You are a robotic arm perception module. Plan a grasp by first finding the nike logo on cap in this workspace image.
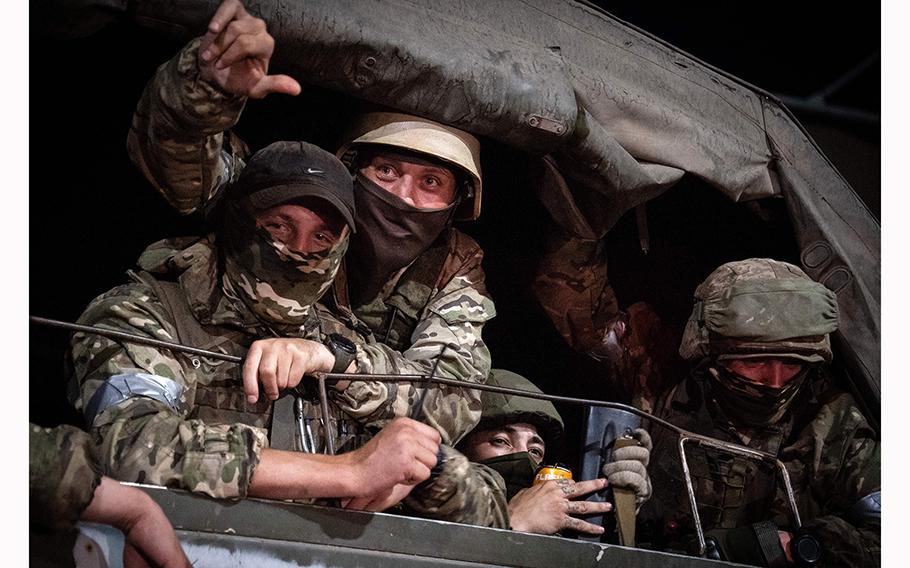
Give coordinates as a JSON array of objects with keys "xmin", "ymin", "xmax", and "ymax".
[{"xmin": 305, "ymin": 168, "xmax": 324, "ymax": 174}]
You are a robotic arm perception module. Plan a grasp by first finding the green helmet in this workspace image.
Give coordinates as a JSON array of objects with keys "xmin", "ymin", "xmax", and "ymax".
[
  {"xmin": 477, "ymin": 369, "xmax": 564, "ymax": 449},
  {"xmin": 679, "ymin": 258, "xmax": 839, "ymax": 364}
]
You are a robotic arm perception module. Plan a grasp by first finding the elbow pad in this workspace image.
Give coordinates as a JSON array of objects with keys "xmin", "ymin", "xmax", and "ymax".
[{"xmin": 84, "ymin": 373, "xmax": 184, "ymax": 427}]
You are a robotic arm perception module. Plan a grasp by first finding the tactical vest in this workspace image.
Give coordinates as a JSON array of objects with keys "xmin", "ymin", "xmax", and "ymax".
[
  {"xmin": 333, "ymin": 230, "xmax": 453, "ymax": 350},
  {"xmin": 638, "ymin": 372, "xmax": 796, "ymax": 552},
  {"xmin": 132, "ymin": 270, "xmax": 369, "ymax": 454}
]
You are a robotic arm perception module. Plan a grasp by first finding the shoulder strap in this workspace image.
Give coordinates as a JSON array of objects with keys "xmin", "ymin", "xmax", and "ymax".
[
  {"xmin": 385, "ymin": 230, "xmax": 452, "ymax": 319},
  {"xmin": 129, "ymin": 269, "xmax": 238, "ymax": 353}
]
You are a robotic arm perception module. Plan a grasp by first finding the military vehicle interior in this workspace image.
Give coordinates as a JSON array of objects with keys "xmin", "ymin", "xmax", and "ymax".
[{"xmin": 29, "ymin": 13, "xmax": 878, "ymax": 478}]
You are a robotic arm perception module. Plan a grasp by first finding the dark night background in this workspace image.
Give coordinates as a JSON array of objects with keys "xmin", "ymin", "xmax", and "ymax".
[{"xmin": 27, "ymin": 2, "xmax": 881, "ymax": 472}]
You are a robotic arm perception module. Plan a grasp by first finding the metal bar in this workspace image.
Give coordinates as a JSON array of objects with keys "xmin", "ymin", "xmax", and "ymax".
[
  {"xmin": 30, "ymin": 315, "xmax": 243, "ymax": 364},
  {"xmin": 675, "ymin": 433, "xmax": 803, "ymax": 553},
  {"xmin": 777, "ymin": 460, "xmax": 802, "ymax": 529},
  {"xmin": 295, "ymin": 397, "xmax": 313, "ymax": 453},
  {"xmin": 410, "ymin": 344, "xmax": 449, "ymax": 420},
  {"xmin": 35, "ymin": 314, "xmax": 804, "ymax": 530},
  {"xmin": 318, "ymin": 374, "xmax": 335, "ymax": 455},
  {"xmin": 678, "ymin": 436, "xmax": 706, "ymax": 556}
]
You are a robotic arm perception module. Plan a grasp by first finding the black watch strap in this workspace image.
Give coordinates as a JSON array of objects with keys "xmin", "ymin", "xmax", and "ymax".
[{"xmin": 325, "ymin": 333, "xmax": 357, "ymax": 374}]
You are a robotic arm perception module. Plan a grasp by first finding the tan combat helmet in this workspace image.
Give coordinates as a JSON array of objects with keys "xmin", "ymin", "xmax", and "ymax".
[
  {"xmin": 477, "ymin": 369, "xmax": 564, "ymax": 449},
  {"xmin": 679, "ymin": 258, "xmax": 840, "ymax": 364},
  {"xmin": 339, "ymin": 111, "xmax": 483, "ymax": 221}
]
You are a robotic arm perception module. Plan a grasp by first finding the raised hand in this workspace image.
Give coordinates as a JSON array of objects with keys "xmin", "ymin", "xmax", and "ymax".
[{"xmin": 198, "ymin": 0, "xmax": 301, "ymax": 98}]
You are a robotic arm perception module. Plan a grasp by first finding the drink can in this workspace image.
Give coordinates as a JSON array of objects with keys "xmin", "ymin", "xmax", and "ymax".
[{"xmin": 533, "ymin": 463, "xmax": 573, "ymax": 485}]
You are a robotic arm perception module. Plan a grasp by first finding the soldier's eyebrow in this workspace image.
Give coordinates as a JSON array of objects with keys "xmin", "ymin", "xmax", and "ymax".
[{"xmin": 501, "ymin": 425, "xmax": 545, "ymax": 448}]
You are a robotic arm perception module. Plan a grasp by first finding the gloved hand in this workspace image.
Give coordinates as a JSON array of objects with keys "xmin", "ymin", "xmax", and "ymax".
[{"xmin": 601, "ymin": 427, "xmax": 653, "ymax": 507}]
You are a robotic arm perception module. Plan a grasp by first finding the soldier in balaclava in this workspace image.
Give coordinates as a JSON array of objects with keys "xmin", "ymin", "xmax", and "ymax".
[
  {"xmin": 126, "ymin": 0, "xmax": 495, "ymax": 448},
  {"xmin": 69, "ymin": 140, "xmax": 442, "ymax": 509},
  {"xmin": 639, "ymin": 258, "xmax": 880, "ymax": 567},
  {"xmin": 452, "ymin": 369, "xmax": 650, "ymax": 536}
]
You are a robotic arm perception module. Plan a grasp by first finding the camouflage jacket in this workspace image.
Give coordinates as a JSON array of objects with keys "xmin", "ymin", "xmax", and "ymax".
[
  {"xmin": 404, "ymin": 445, "xmax": 509, "ymax": 529},
  {"xmin": 640, "ymin": 369, "xmax": 880, "ymax": 567},
  {"xmin": 67, "ymin": 236, "xmax": 504, "ymax": 531},
  {"xmin": 127, "ymin": 38, "xmax": 495, "ymax": 445},
  {"xmin": 30, "ymin": 423, "xmax": 102, "ymax": 531}
]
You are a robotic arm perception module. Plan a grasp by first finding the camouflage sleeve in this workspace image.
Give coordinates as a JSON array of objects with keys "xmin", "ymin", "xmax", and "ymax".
[
  {"xmin": 29, "ymin": 423, "xmax": 103, "ymax": 531},
  {"xmin": 127, "ymin": 37, "xmax": 248, "ymax": 215},
  {"xmin": 69, "ymin": 282, "xmax": 267, "ymax": 499},
  {"xmin": 402, "ymin": 445, "xmax": 509, "ymax": 529},
  {"xmin": 332, "ymin": 241, "xmax": 496, "ymax": 446},
  {"xmin": 799, "ymin": 393, "xmax": 881, "ymax": 567}
]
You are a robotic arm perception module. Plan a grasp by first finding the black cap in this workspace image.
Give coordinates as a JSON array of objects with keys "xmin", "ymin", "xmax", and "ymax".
[{"xmin": 230, "ymin": 141, "xmax": 356, "ymax": 230}]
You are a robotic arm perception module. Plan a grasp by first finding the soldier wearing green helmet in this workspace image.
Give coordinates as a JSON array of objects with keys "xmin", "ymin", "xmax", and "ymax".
[
  {"xmin": 448, "ymin": 369, "xmax": 650, "ymax": 536},
  {"xmin": 639, "ymin": 258, "xmax": 880, "ymax": 567}
]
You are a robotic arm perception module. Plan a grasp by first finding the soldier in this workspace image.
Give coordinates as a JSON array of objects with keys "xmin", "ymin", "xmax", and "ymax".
[
  {"xmin": 30, "ymin": 422, "xmax": 191, "ymax": 567},
  {"xmin": 127, "ymin": 0, "xmax": 494, "ymax": 446},
  {"xmin": 68, "ymin": 140, "xmax": 442, "ymax": 511},
  {"xmin": 452, "ymin": 369, "xmax": 650, "ymax": 536},
  {"xmin": 641, "ymin": 259, "xmax": 880, "ymax": 567}
]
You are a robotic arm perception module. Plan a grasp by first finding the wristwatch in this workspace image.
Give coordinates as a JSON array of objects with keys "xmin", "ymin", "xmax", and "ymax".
[
  {"xmin": 325, "ymin": 333, "xmax": 357, "ymax": 373},
  {"xmin": 790, "ymin": 532, "xmax": 822, "ymax": 567}
]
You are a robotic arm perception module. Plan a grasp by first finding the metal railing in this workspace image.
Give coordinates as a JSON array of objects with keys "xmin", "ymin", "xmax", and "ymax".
[{"xmin": 31, "ymin": 315, "xmax": 802, "ymax": 555}]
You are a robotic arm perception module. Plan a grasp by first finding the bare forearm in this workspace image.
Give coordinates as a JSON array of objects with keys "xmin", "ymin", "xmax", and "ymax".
[{"xmin": 247, "ymin": 448, "xmax": 358, "ymax": 500}]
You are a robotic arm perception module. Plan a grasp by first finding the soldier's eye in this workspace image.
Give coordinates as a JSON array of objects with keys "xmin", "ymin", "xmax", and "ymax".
[
  {"xmin": 529, "ymin": 447, "xmax": 544, "ymax": 461},
  {"xmin": 374, "ymin": 164, "xmax": 397, "ymax": 179}
]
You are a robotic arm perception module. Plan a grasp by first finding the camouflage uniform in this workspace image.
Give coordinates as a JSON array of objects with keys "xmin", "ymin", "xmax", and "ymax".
[
  {"xmin": 638, "ymin": 259, "xmax": 880, "ymax": 567},
  {"xmin": 403, "ymin": 445, "xmax": 509, "ymax": 529},
  {"xmin": 642, "ymin": 370, "xmax": 880, "ymax": 566},
  {"xmin": 30, "ymin": 423, "xmax": 102, "ymax": 531},
  {"xmin": 128, "ymin": 38, "xmax": 495, "ymax": 446},
  {"xmin": 532, "ymin": 229, "xmax": 681, "ymax": 413},
  {"xmin": 68, "ymin": 235, "xmax": 506, "ymax": 529}
]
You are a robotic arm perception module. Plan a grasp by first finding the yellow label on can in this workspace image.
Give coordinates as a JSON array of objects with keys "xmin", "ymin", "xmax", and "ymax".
[{"xmin": 533, "ymin": 464, "xmax": 573, "ymax": 485}]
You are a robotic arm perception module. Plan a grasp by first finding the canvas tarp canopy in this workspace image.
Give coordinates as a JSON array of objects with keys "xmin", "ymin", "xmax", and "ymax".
[{"xmin": 62, "ymin": 0, "xmax": 880, "ymax": 414}]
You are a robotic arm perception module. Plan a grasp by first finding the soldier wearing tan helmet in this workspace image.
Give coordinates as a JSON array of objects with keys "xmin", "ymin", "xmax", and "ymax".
[
  {"xmin": 640, "ymin": 259, "xmax": 880, "ymax": 567},
  {"xmin": 126, "ymin": 0, "xmax": 495, "ymax": 449}
]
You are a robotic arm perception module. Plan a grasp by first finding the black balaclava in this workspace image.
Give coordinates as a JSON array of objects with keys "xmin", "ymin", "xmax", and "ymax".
[
  {"xmin": 706, "ymin": 363, "xmax": 810, "ymax": 427},
  {"xmin": 478, "ymin": 452, "xmax": 539, "ymax": 501},
  {"xmin": 347, "ymin": 172, "xmax": 455, "ymax": 304}
]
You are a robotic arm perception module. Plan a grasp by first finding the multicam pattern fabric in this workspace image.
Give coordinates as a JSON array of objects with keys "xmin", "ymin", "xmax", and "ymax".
[
  {"xmin": 403, "ymin": 445, "xmax": 509, "ymax": 529},
  {"xmin": 69, "ymin": 237, "xmax": 504, "ymax": 528},
  {"xmin": 128, "ymin": 37, "xmax": 248, "ymax": 214},
  {"xmin": 30, "ymin": 423, "xmax": 102, "ymax": 531},
  {"xmin": 68, "ymin": 236, "xmax": 363, "ymax": 499},
  {"xmin": 126, "ymin": 38, "xmax": 495, "ymax": 447},
  {"xmin": 343, "ymin": 237, "xmax": 495, "ymax": 445},
  {"xmin": 532, "ymin": 229, "xmax": 681, "ymax": 412},
  {"xmin": 642, "ymin": 369, "xmax": 880, "ymax": 567},
  {"xmin": 221, "ymin": 202, "xmax": 348, "ymax": 327}
]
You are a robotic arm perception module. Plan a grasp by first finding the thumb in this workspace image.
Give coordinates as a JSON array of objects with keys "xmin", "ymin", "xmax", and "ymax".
[{"xmin": 249, "ymin": 74, "xmax": 302, "ymax": 98}]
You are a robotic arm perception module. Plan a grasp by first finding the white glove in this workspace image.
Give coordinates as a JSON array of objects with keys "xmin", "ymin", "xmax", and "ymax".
[{"xmin": 601, "ymin": 428, "xmax": 653, "ymax": 506}]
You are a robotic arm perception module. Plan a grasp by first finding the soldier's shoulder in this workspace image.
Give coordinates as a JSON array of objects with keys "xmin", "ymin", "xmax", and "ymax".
[
  {"xmin": 448, "ymin": 227, "xmax": 483, "ymax": 256},
  {"xmin": 78, "ymin": 279, "xmax": 172, "ymax": 328},
  {"xmin": 811, "ymin": 385, "xmax": 875, "ymax": 440}
]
